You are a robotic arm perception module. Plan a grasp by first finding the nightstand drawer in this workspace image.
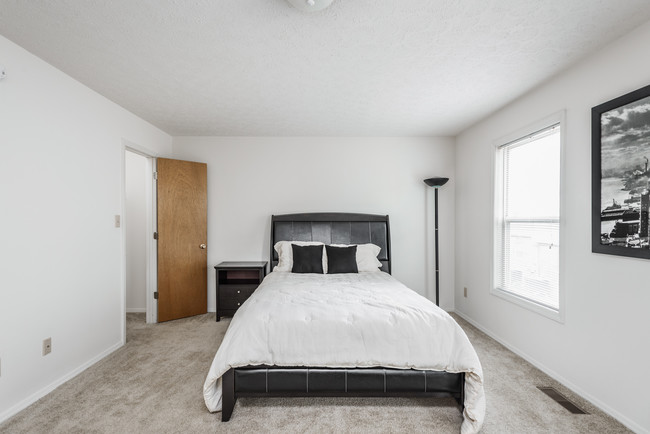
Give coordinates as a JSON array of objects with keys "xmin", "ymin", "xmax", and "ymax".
[
  {"xmin": 219, "ymin": 284, "xmax": 257, "ymax": 299},
  {"xmin": 218, "ymin": 296, "xmax": 246, "ymax": 310}
]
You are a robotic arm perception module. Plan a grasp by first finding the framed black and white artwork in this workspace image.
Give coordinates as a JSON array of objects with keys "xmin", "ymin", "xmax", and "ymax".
[{"xmin": 592, "ymin": 84, "xmax": 650, "ymax": 259}]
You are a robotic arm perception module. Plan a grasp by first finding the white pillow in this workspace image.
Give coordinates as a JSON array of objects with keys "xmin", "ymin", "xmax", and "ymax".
[
  {"xmin": 328, "ymin": 243, "xmax": 382, "ymax": 272},
  {"xmin": 273, "ymin": 241, "xmax": 325, "ymax": 272}
]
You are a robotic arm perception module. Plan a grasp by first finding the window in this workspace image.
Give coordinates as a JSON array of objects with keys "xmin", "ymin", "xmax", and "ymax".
[{"xmin": 494, "ymin": 118, "xmax": 562, "ymax": 318}]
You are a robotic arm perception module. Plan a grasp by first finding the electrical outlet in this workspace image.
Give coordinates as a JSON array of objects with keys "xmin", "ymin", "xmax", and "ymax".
[
  {"xmin": 464, "ymin": 287, "xmax": 468, "ymax": 298},
  {"xmin": 43, "ymin": 338, "xmax": 52, "ymax": 356}
]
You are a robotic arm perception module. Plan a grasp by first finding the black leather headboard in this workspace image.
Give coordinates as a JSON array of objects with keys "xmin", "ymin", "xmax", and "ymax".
[{"xmin": 270, "ymin": 213, "xmax": 391, "ymax": 274}]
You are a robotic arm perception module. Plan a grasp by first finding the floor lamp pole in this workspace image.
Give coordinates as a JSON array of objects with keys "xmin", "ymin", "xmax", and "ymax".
[
  {"xmin": 434, "ymin": 188, "xmax": 440, "ymax": 306},
  {"xmin": 423, "ymin": 176, "xmax": 448, "ymax": 307}
]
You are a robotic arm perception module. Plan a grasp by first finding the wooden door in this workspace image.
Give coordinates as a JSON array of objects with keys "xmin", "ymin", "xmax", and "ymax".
[{"xmin": 157, "ymin": 158, "xmax": 208, "ymax": 322}]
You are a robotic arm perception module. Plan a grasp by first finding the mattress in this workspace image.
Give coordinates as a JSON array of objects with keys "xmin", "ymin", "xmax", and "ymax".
[{"xmin": 203, "ymin": 271, "xmax": 485, "ymax": 433}]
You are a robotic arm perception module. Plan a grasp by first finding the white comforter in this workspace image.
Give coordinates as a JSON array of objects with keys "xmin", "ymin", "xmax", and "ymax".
[{"xmin": 203, "ymin": 271, "xmax": 485, "ymax": 434}]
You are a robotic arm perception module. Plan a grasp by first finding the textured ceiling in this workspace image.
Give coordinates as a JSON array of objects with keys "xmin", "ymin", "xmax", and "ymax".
[{"xmin": 2, "ymin": 1, "xmax": 650, "ymax": 136}]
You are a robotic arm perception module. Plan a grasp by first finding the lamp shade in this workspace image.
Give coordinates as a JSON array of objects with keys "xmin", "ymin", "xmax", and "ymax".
[{"xmin": 424, "ymin": 177, "xmax": 449, "ymax": 187}]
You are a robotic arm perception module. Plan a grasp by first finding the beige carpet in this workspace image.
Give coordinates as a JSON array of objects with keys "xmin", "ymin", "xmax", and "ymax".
[{"xmin": 0, "ymin": 313, "xmax": 630, "ymax": 433}]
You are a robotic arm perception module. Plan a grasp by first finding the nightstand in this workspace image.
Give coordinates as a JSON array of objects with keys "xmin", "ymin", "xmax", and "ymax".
[{"xmin": 214, "ymin": 261, "xmax": 267, "ymax": 322}]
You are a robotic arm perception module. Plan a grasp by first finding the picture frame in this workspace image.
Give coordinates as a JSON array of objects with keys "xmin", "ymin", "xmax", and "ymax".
[{"xmin": 592, "ymin": 83, "xmax": 650, "ymax": 259}]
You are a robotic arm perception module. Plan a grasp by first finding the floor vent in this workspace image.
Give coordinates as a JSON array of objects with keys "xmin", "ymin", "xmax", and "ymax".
[{"xmin": 537, "ymin": 387, "xmax": 588, "ymax": 414}]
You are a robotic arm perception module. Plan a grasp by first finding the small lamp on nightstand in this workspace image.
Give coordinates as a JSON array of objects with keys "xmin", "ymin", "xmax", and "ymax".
[{"xmin": 424, "ymin": 177, "xmax": 449, "ymax": 307}]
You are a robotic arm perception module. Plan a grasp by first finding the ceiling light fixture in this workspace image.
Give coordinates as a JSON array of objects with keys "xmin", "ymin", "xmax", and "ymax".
[{"xmin": 286, "ymin": 0, "xmax": 333, "ymax": 12}]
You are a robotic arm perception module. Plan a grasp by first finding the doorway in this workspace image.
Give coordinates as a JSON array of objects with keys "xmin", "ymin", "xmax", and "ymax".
[
  {"xmin": 122, "ymin": 145, "xmax": 208, "ymax": 341},
  {"xmin": 125, "ymin": 150, "xmax": 148, "ymax": 318},
  {"xmin": 123, "ymin": 144, "xmax": 158, "ymax": 345}
]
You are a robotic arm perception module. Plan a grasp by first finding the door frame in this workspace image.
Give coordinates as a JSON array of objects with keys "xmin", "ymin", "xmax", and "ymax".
[{"xmin": 121, "ymin": 140, "xmax": 159, "ymax": 343}]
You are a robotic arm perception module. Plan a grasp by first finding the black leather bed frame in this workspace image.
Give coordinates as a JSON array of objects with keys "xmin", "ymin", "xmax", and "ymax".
[{"xmin": 221, "ymin": 213, "xmax": 465, "ymax": 421}]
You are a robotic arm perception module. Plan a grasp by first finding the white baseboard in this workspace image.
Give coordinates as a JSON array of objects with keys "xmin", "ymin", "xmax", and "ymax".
[
  {"xmin": 126, "ymin": 308, "xmax": 146, "ymax": 313},
  {"xmin": 0, "ymin": 341, "xmax": 124, "ymax": 424},
  {"xmin": 452, "ymin": 309, "xmax": 647, "ymax": 434}
]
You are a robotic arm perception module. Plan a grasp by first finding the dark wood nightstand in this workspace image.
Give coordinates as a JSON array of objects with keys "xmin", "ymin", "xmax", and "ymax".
[{"xmin": 214, "ymin": 261, "xmax": 267, "ymax": 322}]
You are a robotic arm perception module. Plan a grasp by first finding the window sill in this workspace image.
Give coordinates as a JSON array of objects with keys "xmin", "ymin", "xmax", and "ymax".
[{"xmin": 491, "ymin": 287, "xmax": 564, "ymax": 323}]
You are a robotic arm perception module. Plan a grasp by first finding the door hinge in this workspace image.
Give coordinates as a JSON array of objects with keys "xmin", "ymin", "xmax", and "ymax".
[
  {"xmin": 153, "ymin": 232, "xmax": 158, "ymax": 240},
  {"xmin": 154, "ymin": 292, "xmax": 158, "ymax": 300},
  {"xmin": 153, "ymin": 171, "xmax": 158, "ymax": 180}
]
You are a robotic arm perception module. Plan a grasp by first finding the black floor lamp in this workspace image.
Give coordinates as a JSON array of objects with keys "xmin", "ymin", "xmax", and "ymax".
[{"xmin": 424, "ymin": 177, "xmax": 449, "ymax": 306}]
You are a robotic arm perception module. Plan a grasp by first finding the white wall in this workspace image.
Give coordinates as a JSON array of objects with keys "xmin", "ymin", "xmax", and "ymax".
[
  {"xmin": 172, "ymin": 136, "xmax": 455, "ymax": 311},
  {"xmin": 455, "ymin": 21, "xmax": 650, "ymax": 433},
  {"xmin": 0, "ymin": 35, "xmax": 172, "ymax": 422},
  {"xmin": 125, "ymin": 151, "xmax": 148, "ymax": 312}
]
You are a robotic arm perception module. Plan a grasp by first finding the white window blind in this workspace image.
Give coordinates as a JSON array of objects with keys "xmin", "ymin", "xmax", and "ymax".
[{"xmin": 496, "ymin": 123, "xmax": 561, "ymax": 311}]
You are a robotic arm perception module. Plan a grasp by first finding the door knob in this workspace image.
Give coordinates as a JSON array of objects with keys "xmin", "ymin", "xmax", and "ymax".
[{"xmin": 200, "ymin": 243, "xmax": 207, "ymax": 249}]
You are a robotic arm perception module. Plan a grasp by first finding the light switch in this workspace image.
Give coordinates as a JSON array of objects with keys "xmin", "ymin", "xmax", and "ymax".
[{"xmin": 115, "ymin": 215, "xmax": 121, "ymax": 228}]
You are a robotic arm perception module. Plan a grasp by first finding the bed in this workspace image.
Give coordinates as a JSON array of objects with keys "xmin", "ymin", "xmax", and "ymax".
[{"xmin": 203, "ymin": 213, "xmax": 485, "ymax": 433}]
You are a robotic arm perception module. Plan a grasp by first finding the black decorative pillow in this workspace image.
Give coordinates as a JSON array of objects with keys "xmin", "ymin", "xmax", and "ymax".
[
  {"xmin": 291, "ymin": 244, "xmax": 324, "ymax": 274},
  {"xmin": 326, "ymin": 245, "xmax": 358, "ymax": 274}
]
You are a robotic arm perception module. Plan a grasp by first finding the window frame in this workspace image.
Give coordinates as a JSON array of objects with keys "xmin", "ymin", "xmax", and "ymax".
[{"xmin": 491, "ymin": 111, "xmax": 566, "ymax": 323}]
